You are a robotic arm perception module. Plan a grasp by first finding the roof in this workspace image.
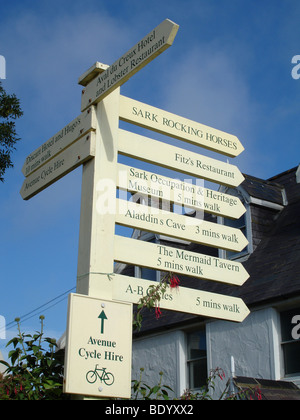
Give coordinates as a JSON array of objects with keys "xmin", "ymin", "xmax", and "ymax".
[
  {"xmin": 232, "ymin": 376, "xmax": 300, "ymax": 400},
  {"xmin": 131, "ymin": 166, "xmax": 300, "ymax": 335},
  {"xmin": 268, "ymin": 166, "xmax": 300, "ymax": 204},
  {"xmin": 242, "ymin": 173, "xmax": 285, "ymax": 205}
]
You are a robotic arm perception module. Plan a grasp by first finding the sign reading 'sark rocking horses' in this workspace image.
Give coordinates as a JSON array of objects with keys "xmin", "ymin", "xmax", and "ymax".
[{"xmin": 20, "ymin": 19, "xmax": 250, "ymax": 399}]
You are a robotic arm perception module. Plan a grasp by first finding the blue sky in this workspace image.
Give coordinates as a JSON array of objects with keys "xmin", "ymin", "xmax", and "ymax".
[{"xmin": 0, "ymin": 0, "xmax": 300, "ymax": 358}]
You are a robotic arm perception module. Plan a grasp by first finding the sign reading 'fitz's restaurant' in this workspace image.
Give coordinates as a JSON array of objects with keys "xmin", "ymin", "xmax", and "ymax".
[
  {"xmin": 118, "ymin": 129, "xmax": 245, "ymax": 187},
  {"xmin": 20, "ymin": 19, "xmax": 250, "ymax": 399}
]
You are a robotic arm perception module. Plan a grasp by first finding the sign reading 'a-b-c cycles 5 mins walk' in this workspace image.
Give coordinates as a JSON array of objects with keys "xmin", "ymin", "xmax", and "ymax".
[{"xmin": 20, "ymin": 18, "xmax": 250, "ymax": 399}]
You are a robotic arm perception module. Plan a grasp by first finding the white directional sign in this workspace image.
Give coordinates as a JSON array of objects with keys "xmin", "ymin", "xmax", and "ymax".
[
  {"xmin": 112, "ymin": 274, "xmax": 250, "ymax": 323},
  {"xmin": 118, "ymin": 129, "xmax": 245, "ymax": 188},
  {"xmin": 22, "ymin": 107, "xmax": 96, "ymax": 177},
  {"xmin": 64, "ymin": 294, "xmax": 132, "ymax": 399},
  {"xmin": 114, "ymin": 235, "xmax": 249, "ymax": 286},
  {"xmin": 20, "ymin": 134, "xmax": 96, "ymax": 200},
  {"xmin": 81, "ymin": 19, "xmax": 179, "ymax": 111},
  {"xmin": 118, "ymin": 164, "xmax": 246, "ymax": 219},
  {"xmin": 116, "ymin": 200, "xmax": 249, "ymax": 253},
  {"xmin": 120, "ymin": 95, "xmax": 244, "ymax": 158},
  {"xmin": 19, "ymin": 18, "xmax": 251, "ymax": 401}
]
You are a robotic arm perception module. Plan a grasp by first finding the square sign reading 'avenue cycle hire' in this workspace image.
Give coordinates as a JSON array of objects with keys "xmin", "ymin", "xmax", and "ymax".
[{"xmin": 64, "ymin": 294, "xmax": 133, "ymax": 399}]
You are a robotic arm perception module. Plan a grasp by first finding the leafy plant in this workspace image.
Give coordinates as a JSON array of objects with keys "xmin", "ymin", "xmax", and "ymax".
[
  {"xmin": 0, "ymin": 316, "xmax": 65, "ymax": 400},
  {"xmin": 180, "ymin": 368, "xmax": 262, "ymax": 400},
  {"xmin": 133, "ymin": 273, "xmax": 180, "ymax": 331},
  {"xmin": 131, "ymin": 367, "xmax": 232, "ymax": 400},
  {"xmin": 180, "ymin": 368, "xmax": 226, "ymax": 400},
  {"xmin": 131, "ymin": 368, "xmax": 174, "ymax": 400},
  {"xmin": 0, "ymin": 316, "xmax": 261, "ymax": 401},
  {"xmin": 0, "ymin": 81, "xmax": 23, "ymax": 182}
]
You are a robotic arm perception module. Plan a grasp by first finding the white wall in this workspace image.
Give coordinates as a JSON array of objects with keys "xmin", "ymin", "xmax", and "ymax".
[
  {"xmin": 132, "ymin": 307, "xmax": 300, "ymax": 400},
  {"xmin": 132, "ymin": 330, "xmax": 186, "ymax": 398},
  {"xmin": 206, "ymin": 307, "xmax": 281, "ymax": 397},
  {"xmin": 132, "ymin": 309, "xmax": 279, "ymax": 399}
]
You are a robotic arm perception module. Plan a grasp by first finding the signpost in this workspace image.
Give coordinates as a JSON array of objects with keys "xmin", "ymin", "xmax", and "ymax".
[
  {"xmin": 64, "ymin": 294, "xmax": 132, "ymax": 399},
  {"xmin": 118, "ymin": 129, "xmax": 245, "ymax": 187},
  {"xmin": 81, "ymin": 19, "xmax": 179, "ymax": 111},
  {"xmin": 116, "ymin": 199, "xmax": 249, "ymax": 253},
  {"xmin": 20, "ymin": 18, "xmax": 251, "ymax": 399},
  {"xmin": 22, "ymin": 107, "xmax": 97, "ymax": 177},
  {"xmin": 118, "ymin": 163, "xmax": 246, "ymax": 219},
  {"xmin": 112, "ymin": 275, "xmax": 250, "ymax": 323},
  {"xmin": 20, "ymin": 133, "xmax": 96, "ymax": 200},
  {"xmin": 114, "ymin": 235, "xmax": 249, "ymax": 286},
  {"xmin": 119, "ymin": 95, "xmax": 244, "ymax": 157}
]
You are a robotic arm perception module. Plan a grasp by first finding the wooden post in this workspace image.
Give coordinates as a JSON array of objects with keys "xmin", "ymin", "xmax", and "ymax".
[{"xmin": 76, "ymin": 65, "xmax": 120, "ymax": 300}]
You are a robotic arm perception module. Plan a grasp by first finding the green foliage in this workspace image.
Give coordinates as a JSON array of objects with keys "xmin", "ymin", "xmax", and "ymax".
[
  {"xmin": 133, "ymin": 273, "xmax": 180, "ymax": 331},
  {"xmin": 130, "ymin": 367, "xmax": 254, "ymax": 401},
  {"xmin": 0, "ymin": 316, "xmax": 65, "ymax": 400},
  {"xmin": 0, "ymin": 316, "xmax": 260, "ymax": 400},
  {"xmin": 180, "ymin": 368, "xmax": 226, "ymax": 400},
  {"xmin": 130, "ymin": 367, "xmax": 224, "ymax": 400},
  {"xmin": 131, "ymin": 368, "xmax": 174, "ymax": 400},
  {"xmin": 0, "ymin": 81, "xmax": 23, "ymax": 182}
]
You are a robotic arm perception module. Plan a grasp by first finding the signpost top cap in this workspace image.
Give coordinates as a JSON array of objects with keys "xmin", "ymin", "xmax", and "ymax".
[{"xmin": 78, "ymin": 62, "xmax": 109, "ymax": 87}]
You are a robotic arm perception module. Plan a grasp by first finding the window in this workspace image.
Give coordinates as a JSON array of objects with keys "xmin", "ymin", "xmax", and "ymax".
[
  {"xmin": 223, "ymin": 212, "xmax": 248, "ymax": 259},
  {"xmin": 134, "ymin": 236, "xmax": 160, "ymax": 282},
  {"xmin": 280, "ymin": 308, "xmax": 300, "ymax": 377},
  {"xmin": 187, "ymin": 329, "xmax": 207, "ymax": 389},
  {"xmin": 135, "ymin": 266, "xmax": 159, "ymax": 282},
  {"xmin": 219, "ymin": 201, "xmax": 252, "ymax": 261}
]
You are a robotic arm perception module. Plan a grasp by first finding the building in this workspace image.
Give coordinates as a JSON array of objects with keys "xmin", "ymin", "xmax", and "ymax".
[{"xmin": 119, "ymin": 165, "xmax": 300, "ymax": 399}]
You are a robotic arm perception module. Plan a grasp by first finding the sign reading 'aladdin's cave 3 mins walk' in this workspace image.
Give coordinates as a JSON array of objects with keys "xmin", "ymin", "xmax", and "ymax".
[{"xmin": 116, "ymin": 200, "xmax": 249, "ymax": 253}]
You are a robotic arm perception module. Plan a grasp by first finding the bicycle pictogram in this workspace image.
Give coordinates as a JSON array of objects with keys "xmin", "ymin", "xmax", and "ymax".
[{"xmin": 86, "ymin": 365, "xmax": 115, "ymax": 386}]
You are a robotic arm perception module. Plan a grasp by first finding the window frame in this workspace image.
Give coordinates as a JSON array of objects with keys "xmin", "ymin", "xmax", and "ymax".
[
  {"xmin": 218, "ymin": 200, "xmax": 253, "ymax": 261},
  {"xmin": 134, "ymin": 266, "xmax": 161, "ymax": 282},
  {"xmin": 186, "ymin": 328, "xmax": 208, "ymax": 391},
  {"xmin": 280, "ymin": 307, "xmax": 300, "ymax": 378}
]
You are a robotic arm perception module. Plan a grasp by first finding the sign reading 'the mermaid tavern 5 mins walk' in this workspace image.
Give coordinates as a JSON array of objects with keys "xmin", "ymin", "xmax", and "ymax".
[{"xmin": 20, "ymin": 18, "xmax": 250, "ymax": 399}]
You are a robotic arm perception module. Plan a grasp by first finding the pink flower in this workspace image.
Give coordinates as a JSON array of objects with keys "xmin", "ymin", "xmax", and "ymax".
[
  {"xmin": 155, "ymin": 306, "xmax": 162, "ymax": 320},
  {"xmin": 255, "ymin": 388, "xmax": 262, "ymax": 401},
  {"xmin": 215, "ymin": 367, "xmax": 225, "ymax": 381},
  {"xmin": 170, "ymin": 275, "xmax": 180, "ymax": 289},
  {"xmin": 218, "ymin": 370, "xmax": 225, "ymax": 381}
]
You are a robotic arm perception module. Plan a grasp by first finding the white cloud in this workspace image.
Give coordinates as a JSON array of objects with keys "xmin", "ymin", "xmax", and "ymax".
[
  {"xmin": 162, "ymin": 43, "xmax": 252, "ymax": 135},
  {"xmin": 158, "ymin": 42, "xmax": 261, "ymax": 178}
]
